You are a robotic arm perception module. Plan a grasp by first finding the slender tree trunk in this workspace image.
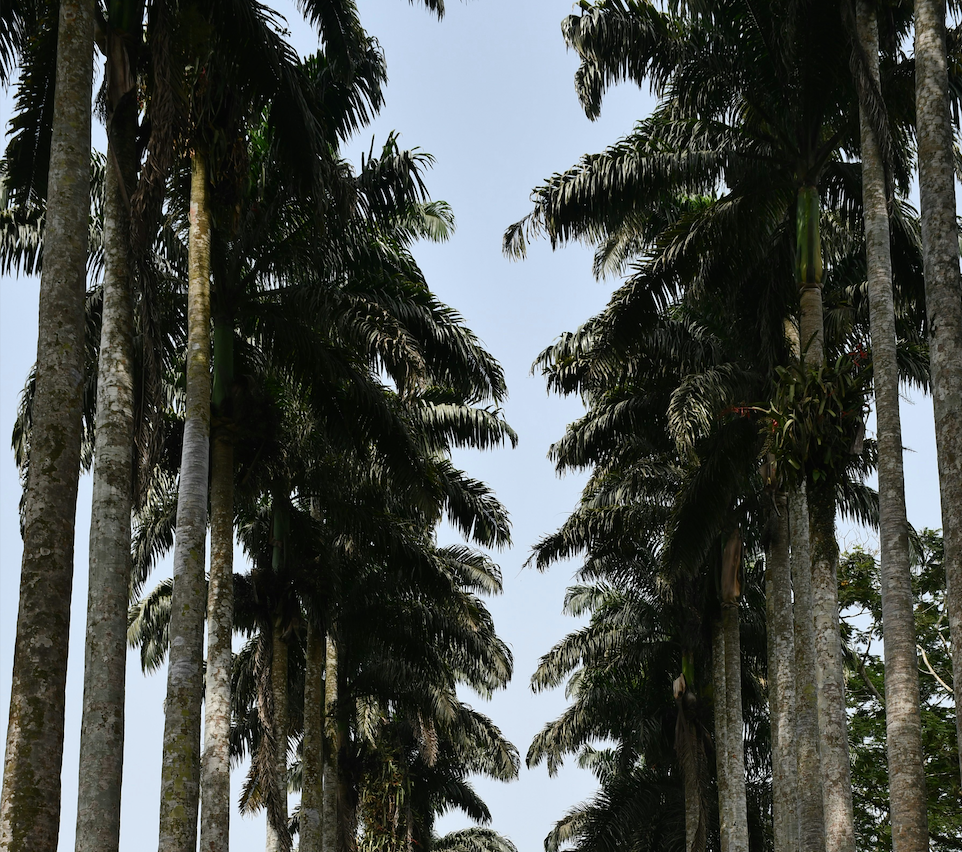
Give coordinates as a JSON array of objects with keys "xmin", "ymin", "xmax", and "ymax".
[
  {"xmin": 712, "ymin": 619, "xmax": 730, "ymax": 852},
  {"xmin": 158, "ymin": 151, "xmax": 212, "ymax": 852},
  {"xmin": 797, "ymin": 183, "xmax": 855, "ymax": 852},
  {"xmin": 325, "ymin": 632, "xmax": 356, "ymax": 852},
  {"xmin": 301, "ymin": 623, "xmax": 326, "ymax": 852},
  {"xmin": 808, "ymin": 483, "xmax": 856, "ymax": 852},
  {"xmin": 791, "ymin": 482, "xmax": 824, "ymax": 852},
  {"xmin": 723, "ymin": 604, "xmax": 749, "ymax": 852},
  {"xmin": 675, "ymin": 654, "xmax": 705, "ymax": 852},
  {"xmin": 855, "ymin": 5, "xmax": 930, "ymax": 848},
  {"xmin": 302, "ymin": 627, "xmax": 326, "ymax": 850},
  {"xmin": 0, "ymin": 2, "xmax": 93, "ymax": 848},
  {"xmin": 322, "ymin": 634, "xmax": 339, "ymax": 852},
  {"xmin": 914, "ymin": 0, "xmax": 962, "ymax": 781},
  {"xmin": 74, "ymin": 72, "xmax": 138, "ymax": 852},
  {"xmin": 765, "ymin": 493, "xmax": 797, "ymax": 852},
  {"xmin": 682, "ymin": 738, "xmax": 701, "ymax": 852},
  {"xmin": 199, "ymin": 428, "xmax": 233, "ymax": 852},
  {"xmin": 267, "ymin": 621, "xmax": 291, "ymax": 852}
]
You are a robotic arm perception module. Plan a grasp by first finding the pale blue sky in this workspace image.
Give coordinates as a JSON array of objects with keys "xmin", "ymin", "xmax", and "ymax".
[{"xmin": 0, "ymin": 2, "xmax": 943, "ymax": 851}]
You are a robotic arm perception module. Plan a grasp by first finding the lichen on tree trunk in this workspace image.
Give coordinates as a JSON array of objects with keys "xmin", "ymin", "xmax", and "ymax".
[
  {"xmin": 157, "ymin": 151, "xmax": 212, "ymax": 852},
  {"xmin": 855, "ymin": 3, "xmax": 930, "ymax": 847},
  {"xmin": 0, "ymin": 1, "xmax": 94, "ymax": 848},
  {"xmin": 914, "ymin": 0, "xmax": 962, "ymax": 782},
  {"xmin": 74, "ymin": 69, "xmax": 138, "ymax": 852},
  {"xmin": 765, "ymin": 493, "xmax": 797, "ymax": 852},
  {"xmin": 199, "ymin": 431, "xmax": 233, "ymax": 852},
  {"xmin": 808, "ymin": 482, "xmax": 856, "ymax": 852}
]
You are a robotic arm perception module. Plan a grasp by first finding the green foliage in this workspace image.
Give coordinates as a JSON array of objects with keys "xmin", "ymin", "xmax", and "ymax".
[
  {"xmin": 758, "ymin": 350, "xmax": 870, "ymax": 488},
  {"xmin": 839, "ymin": 531, "xmax": 961, "ymax": 852}
]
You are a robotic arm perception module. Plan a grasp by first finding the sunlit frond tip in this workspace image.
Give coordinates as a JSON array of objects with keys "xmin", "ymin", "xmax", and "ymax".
[{"xmin": 502, "ymin": 210, "xmax": 545, "ymax": 260}]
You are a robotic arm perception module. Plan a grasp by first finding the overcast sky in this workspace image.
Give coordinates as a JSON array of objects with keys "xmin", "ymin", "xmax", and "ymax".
[{"xmin": 0, "ymin": 1, "xmax": 943, "ymax": 850}]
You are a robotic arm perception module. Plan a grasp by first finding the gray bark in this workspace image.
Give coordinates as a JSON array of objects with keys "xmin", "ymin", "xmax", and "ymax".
[
  {"xmin": 712, "ymin": 619, "xmax": 730, "ymax": 852},
  {"xmin": 856, "ymin": 5, "xmax": 930, "ymax": 849},
  {"xmin": 765, "ymin": 494, "xmax": 797, "ymax": 852},
  {"xmin": 158, "ymin": 152, "xmax": 212, "ymax": 852},
  {"xmin": 808, "ymin": 485, "xmax": 856, "ymax": 852},
  {"xmin": 914, "ymin": 0, "xmax": 962, "ymax": 781},
  {"xmin": 0, "ymin": 1, "xmax": 94, "ymax": 848},
  {"xmin": 74, "ymin": 83, "xmax": 137, "ymax": 852},
  {"xmin": 322, "ymin": 634, "xmax": 339, "ymax": 852},
  {"xmin": 791, "ymin": 437, "xmax": 824, "ymax": 852},
  {"xmin": 267, "ymin": 622, "xmax": 291, "ymax": 852},
  {"xmin": 301, "ymin": 623, "xmax": 326, "ymax": 852},
  {"xmin": 797, "ymin": 182, "xmax": 854, "ymax": 852},
  {"xmin": 723, "ymin": 605, "xmax": 749, "ymax": 852},
  {"xmin": 199, "ymin": 434, "xmax": 233, "ymax": 852},
  {"xmin": 323, "ymin": 629, "xmax": 355, "ymax": 852},
  {"xmin": 682, "ymin": 739, "xmax": 701, "ymax": 852}
]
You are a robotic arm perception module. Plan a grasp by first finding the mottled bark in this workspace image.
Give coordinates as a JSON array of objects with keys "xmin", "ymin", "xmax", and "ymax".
[
  {"xmin": 856, "ymin": 4, "xmax": 930, "ymax": 848},
  {"xmin": 765, "ymin": 494, "xmax": 797, "ymax": 852},
  {"xmin": 74, "ymin": 73, "xmax": 138, "ymax": 852},
  {"xmin": 808, "ymin": 484, "xmax": 856, "ymax": 852},
  {"xmin": 199, "ymin": 432, "xmax": 233, "ymax": 852},
  {"xmin": 796, "ymin": 181, "xmax": 854, "ymax": 852},
  {"xmin": 674, "ymin": 661, "xmax": 705, "ymax": 852},
  {"xmin": 325, "ymin": 633, "xmax": 357, "ymax": 852},
  {"xmin": 322, "ymin": 633, "xmax": 339, "ymax": 852},
  {"xmin": 158, "ymin": 152, "xmax": 212, "ymax": 852},
  {"xmin": 682, "ymin": 736, "xmax": 701, "ymax": 852},
  {"xmin": 790, "ymin": 485, "xmax": 824, "ymax": 852},
  {"xmin": 723, "ymin": 605, "xmax": 748, "ymax": 852},
  {"xmin": 301, "ymin": 623, "xmax": 326, "ymax": 852},
  {"xmin": 267, "ymin": 622, "xmax": 291, "ymax": 852},
  {"xmin": 914, "ymin": 0, "xmax": 962, "ymax": 781},
  {"xmin": 0, "ymin": 1, "xmax": 94, "ymax": 848},
  {"xmin": 712, "ymin": 619, "xmax": 730, "ymax": 852}
]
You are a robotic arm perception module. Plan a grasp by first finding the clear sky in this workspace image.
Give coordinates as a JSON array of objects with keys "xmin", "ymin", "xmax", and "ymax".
[{"xmin": 0, "ymin": 1, "xmax": 944, "ymax": 851}]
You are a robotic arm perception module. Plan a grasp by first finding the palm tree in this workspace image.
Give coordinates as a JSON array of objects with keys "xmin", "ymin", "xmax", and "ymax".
[
  {"xmin": 73, "ymin": 2, "xmax": 143, "ymax": 847},
  {"xmin": 503, "ymin": 4, "xmax": 930, "ymax": 848},
  {"xmin": 914, "ymin": 0, "xmax": 962, "ymax": 781},
  {"xmin": 526, "ymin": 263, "xmax": 787, "ymax": 851},
  {"xmin": 154, "ymin": 7, "xmax": 337, "ymax": 847},
  {"xmin": 0, "ymin": 2, "xmax": 95, "ymax": 849},
  {"xmin": 851, "ymin": 2, "xmax": 928, "ymax": 848}
]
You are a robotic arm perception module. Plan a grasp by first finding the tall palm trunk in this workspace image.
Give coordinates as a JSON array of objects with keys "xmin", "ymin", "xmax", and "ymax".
[
  {"xmin": 325, "ymin": 631, "xmax": 357, "ymax": 852},
  {"xmin": 713, "ymin": 532, "xmax": 749, "ymax": 852},
  {"xmin": 74, "ymin": 42, "xmax": 139, "ymax": 850},
  {"xmin": 797, "ymin": 184, "xmax": 856, "ymax": 852},
  {"xmin": 266, "ymin": 501, "xmax": 292, "ymax": 852},
  {"xmin": 712, "ymin": 619, "xmax": 731, "ymax": 852},
  {"xmin": 914, "ymin": 0, "xmax": 962, "ymax": 781},
  {"xmin": 722, "ymin": 605, "xmax": 748, "ymax": 852},
  {"xmin": 765, "ymin": 493, "xmax": 797, "ymax": 852},
  {"xmin": 322, "ymin": 633, "xmax": 340, "ymax": 852},
  {"xmin": 789, "ymin": 485, "xmax": 824, "ymax": 852},
  {"xmin": 301, "ymin": 622, "xmax": 326, "ymax": 852},
  {"xmin": 0, "ymin": 1, "xmax": 94, "ymax": 848},
  {"xmin": 158, "ymin": 151, "xmax": 212, "ymax": 852},
  {"xmin": 200, "ymin": 319, "xmax": 235, "ymax": 852},
  {"xmin": 266, "ymin": 619, "xmax": 291, "ymax": 852},
  {"xmin": 855, "ymin": 4, "xmax": 929, "ymax": 848},
  {"xmin": 674, "ymin": 654, "xmax": 705, "ymax": 852},
  {"xmin": 808, "ymin": 483, "xmax": 856, "ymax": 852}
]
